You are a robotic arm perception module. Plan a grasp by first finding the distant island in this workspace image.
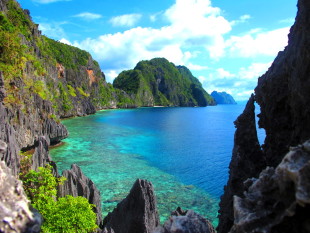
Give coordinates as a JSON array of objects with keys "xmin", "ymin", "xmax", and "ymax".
[
  {"xmin": 114, "ymin": 58, "xmax": 216, "ymax": 107},
  {"xmin": 211, "ymin": 91, "xmax": 237, "ymax": 105}
]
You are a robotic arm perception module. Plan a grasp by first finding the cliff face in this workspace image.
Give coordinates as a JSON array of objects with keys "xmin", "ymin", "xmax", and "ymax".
[
  {"xmin": 211, "ymin": 91, "xmax": 237, "ymax": 105},
  {"xmin": 218, "ymin": 0, "xmax": 310, "ymax": 232},
  {"xmin": 0, "ymin": 1, "xmax": 108, "ymax": 229},
  {"xmin": 113, "ymin": 58, "xmax": 215, "ymax": 107}
]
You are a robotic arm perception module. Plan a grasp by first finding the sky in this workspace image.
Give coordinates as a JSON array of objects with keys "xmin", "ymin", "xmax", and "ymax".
[{"xmin": 18, "ymin": 0, "xmax": 297, "ymax": 101}]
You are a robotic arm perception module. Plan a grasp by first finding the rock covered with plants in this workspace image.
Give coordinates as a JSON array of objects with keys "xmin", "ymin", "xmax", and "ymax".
[{"xmin": 113, "ymin": 58, "xmax": 215, "ymax": 107}]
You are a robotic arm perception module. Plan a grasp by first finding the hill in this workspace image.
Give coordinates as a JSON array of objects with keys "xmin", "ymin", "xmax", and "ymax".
[
  {"xmin": 113, "ymin": 58, "xmax": 215, "ymax": 107},
  {"xmin": 211, "ymin": 91, "xmax": 237, "ymax": 104}
]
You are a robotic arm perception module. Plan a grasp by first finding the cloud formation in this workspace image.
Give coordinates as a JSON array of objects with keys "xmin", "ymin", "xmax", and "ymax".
[
  {"xmin": 225, "ymin": 27, "xmax": 290, "ymax": 57},
  {"xmin": 73, "ymin": 12, "xmax": 102, "ymax": 21},
  {"xmin": 109, "ymin": 14, "xmax": 142, "ymax": 27},
  {"xmin": 46, "ymin": 0, "xmax": 291, "ymax": 99},
  {"xmin": 201, "ymin": 62, "xmax": 272, "ymax": 100},
  {"xmin": 74, "ymin": 0, "xmax": 232, "ymax": 82}
]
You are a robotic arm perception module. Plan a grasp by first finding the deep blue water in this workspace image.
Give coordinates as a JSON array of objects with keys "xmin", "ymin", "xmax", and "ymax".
[{"xmin": 50, "ymin": 104, "xmax": 265, "ymax": 225}]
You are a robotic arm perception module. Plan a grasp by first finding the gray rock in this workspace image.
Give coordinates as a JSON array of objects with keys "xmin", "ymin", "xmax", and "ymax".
[
  {"xmin": 230, "ymin": 140, "xmax": 310, "ymax": 233},
  {"xmin": 154, "ymin": 208, "xmax": 215, "ymax": 233},
  {"xmin": 217, "ymin": 95, "xmax": 264, "ymax": 233},
  {"xmin": 0, "ymin": 161, "xmax": 42, "ymax": 233},
  {"xmin": 218, "ymin": 0, "xmax": 310, "ymax": 231},
  {"xmin": 102, "ymin": 179, "xmax": 160, "ymax": 233},
  {"xmin": 255, "ymin": 0, "xmax": 310, "ymax": 167},
  {"xmin": 59, "ymin": 164, "xmax": 103, "ymax": 227},
  {"xmin": 31, "ymin": 136, "xmax": 51, "ymax": 171}
]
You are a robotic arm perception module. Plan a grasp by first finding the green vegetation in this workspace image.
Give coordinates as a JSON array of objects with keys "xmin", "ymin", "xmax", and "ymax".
[
  {"xmin": 58, "ymin": 82, "xmax": 73, "ymax": 112},
  {"xmin": 21, "ymin": 165, "xmax": 98, "ymax": 233},
  {"xmin": 38, "ymin": 36, "xmax": 90, "ymax": 70},
  {"xmin": 77, "ymin": 87, "xmax": 90, "ymax": 97},
  {"xmin": 67, "ymin": 84, "xmax": 77, "ymax": 97},
  {"xmin": 113, "ymin": 58, "xmax": 215, "ymax": 107}
]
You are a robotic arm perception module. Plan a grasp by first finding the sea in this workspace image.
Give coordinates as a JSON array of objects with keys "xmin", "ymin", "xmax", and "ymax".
[{"xmin": 50, "ymin": 104, "xmax": 265, "ymax": 226}]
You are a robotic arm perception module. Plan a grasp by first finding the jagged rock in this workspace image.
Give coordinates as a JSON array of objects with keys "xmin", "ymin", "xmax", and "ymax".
[
  {"xmin": 31, "ymin": 136, "xmax": 53, "ymax": 172},
  {"xmin": 230, "ymin": 140, "xmax": 310, "ymax": 233},
  {"xmin": 59, "ymin": 164, "xmax": 103, "ymax": 227},
  {"xmin": 154, "ymin": 208, "xmax": 216, "ymax": 233},
  {"xmin": 0, "ymin": 72, "xmax": 5, "ymax": 102},
  {"xmin": 217, "ymin": 95, "xmax": 264, "ymax": 233},
  {"xmin": 218, "ymin": 0, "xmax": 310, "ymax": 231},
  {"xmin": 0, "ymin": 160, "xmax": 42, "ymax": 233},
  {"xmin": 102, "ymin": 179, "xmax": 159, "ymax": 233},
  {"xmin": 255, "ymin": 0, "xmax": 310, "ymax": 167}
]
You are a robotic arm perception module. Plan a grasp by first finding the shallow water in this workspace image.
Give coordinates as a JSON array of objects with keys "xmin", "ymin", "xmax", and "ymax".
[{"xmin": 50, "ymin": 104, "xmax": 265, "ymax": 226}]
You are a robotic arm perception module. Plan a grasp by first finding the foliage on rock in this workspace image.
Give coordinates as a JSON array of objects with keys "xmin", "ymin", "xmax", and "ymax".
[
  {"xmin": 21, "ymin": 164, "xmax": 98, "ymax": 233},
  {"xmin": 113, "ymin": 58, "xmax": 215, "ymax": 107}
]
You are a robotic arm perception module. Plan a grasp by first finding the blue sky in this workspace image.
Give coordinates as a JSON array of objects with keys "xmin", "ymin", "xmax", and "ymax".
[{"xmin": 18, "ymin": 0, "xmax": 297, "ymax": 100}]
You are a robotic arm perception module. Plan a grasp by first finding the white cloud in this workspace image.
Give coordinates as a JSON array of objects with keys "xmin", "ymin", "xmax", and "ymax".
[
  {"xmin": 230, "ymin": 14, "xmax": 251, "ymax": 26},
  {"xmin": 200, "ymin": 62, "xmax": 272, "ymax": 101},
  {"xmin": 39, "ymin": 22, "xmax": 67, "ymax": 38},
  {"xmin": 279, "ymin": 18, "xmax": 295, "ymax": 24},
  {"xmin": 216, "ymin": 68, "xmax": 235, "ymax": 78},
  {"xmin": 109, "ymin": 14, "xmax": 142, "ymax": 27},
  {"xmin": 238, "ymin": 62, "xmax": 272, "ymax": 79},
  {"xmin": 73, "ymin": 12, "xmax": 102, "ymax": 21},
  {"xmin": 225, "ymin": 27, "xmax": 290, "ymax": 57},
  {"xmin": 59, "ymin": 38, "xmax": 72, "ymax": 45},
  {"xmin": 187, "ymin": 63, "xmax": 209, "ymax": 71},
  {"xmin": 32, "ymin": 0, "xmax": 70, "ymax": 4},
  {"xmin": 74, "ymin": 0, "xmax": 232, "ymax": 81},
  {"xmin": 105, "ymin": 70, "xmax": 122, "ymax": 83}
]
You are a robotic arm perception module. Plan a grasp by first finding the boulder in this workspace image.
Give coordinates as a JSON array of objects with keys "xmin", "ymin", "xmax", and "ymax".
[
  {"xmin": 230, "ymin": 140, "xmax": 310, "ymax": 233},
  {"xmin": 154, "ymin": 207, "xmax": 216, "ymax": 233}
]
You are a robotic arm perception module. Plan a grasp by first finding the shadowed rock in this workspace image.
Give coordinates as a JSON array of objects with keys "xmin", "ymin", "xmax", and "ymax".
[
  {"xmin": 230, "ymin": 140, "xmax": 310, "ymax": 233},
  {"xmin": 217, "ymin": 95, "xmax": 264, "ymax": 233},
  {"xmin": 154, "ymin": 207, "xmax": 216, "ymax": 233},
  {"xmin": 59, "ymin": 164, "xmax": 103, "ymax": 227},
  {"xmin": 218, "ymin": 0, "xmax": 310, "ymax": 231},
  {"xmin": 102, "ymin": 179, "xmax": 159, "ymax": 233},
  {"xmin": 255, "ymin": 0, "xmax": 310, "ymax": 167}
]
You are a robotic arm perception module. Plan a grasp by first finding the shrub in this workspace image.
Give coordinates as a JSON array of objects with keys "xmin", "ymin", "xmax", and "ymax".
[{"xmin": 21, "ymin": 165, "xmax": 98, "ymax": 232}]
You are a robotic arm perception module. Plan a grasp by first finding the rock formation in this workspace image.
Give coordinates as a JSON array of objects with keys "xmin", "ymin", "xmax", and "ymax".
[
  {"xmin": 0, "ymin": 143, "xmax": 42, "ymax": 233},
  {"xmin": 218, "ymin": 0, "xmax": 310, "ymax": 232},
  {"xmin": 230, "ymin": 140, "xmax": 310, "ymax": 233},
  {"xmin": 58, "ymin": 164, "xmax": 103, "ymax": 227},
  {"xmin": 154, "ymin": 207, "xmax": 216, "ymax": 233},
  {"xmin": 211, "ymin": 91, "xmax": 237, "ymax": 105},
  {"xmin": 102, "ymin": 179, "xmax": 160, "ymax": 233},
  {"xmin": 217, "ymin": 95, "xmax": 264, "ymax": 233}
]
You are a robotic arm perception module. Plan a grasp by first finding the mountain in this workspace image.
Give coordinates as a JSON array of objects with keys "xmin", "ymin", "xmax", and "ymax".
[
  {"xmin": 211, "ymin": 91, "xmax": 237, "ymax": 104},
  {"xmin": 113, "ymin": 58, "xmax": 216, "ymax": 107}
]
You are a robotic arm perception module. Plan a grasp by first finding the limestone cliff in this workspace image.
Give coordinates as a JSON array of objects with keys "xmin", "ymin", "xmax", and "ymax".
[{"xmin": 218, "ymin": 0, "xmax": 310, "ymax": 232}]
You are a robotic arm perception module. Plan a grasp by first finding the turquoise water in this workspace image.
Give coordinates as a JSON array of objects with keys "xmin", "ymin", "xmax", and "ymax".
[{"xmin": 50, "ymin": 105, "xmax": 264, "ymax": 226}]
